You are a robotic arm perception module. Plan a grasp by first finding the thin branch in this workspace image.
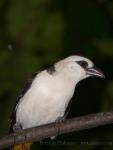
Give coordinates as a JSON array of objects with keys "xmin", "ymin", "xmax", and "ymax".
[{"xmin": 0, "ymin": 111, "xmax": 113, "ymax": 149}]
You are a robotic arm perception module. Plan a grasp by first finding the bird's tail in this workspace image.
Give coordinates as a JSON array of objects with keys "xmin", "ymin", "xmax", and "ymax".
[{"xmin": 11, "ymin": 143, "xmax": 32, "ymax": 150}]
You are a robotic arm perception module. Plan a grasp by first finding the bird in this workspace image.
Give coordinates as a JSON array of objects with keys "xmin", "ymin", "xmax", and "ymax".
[{"xmin": 9, "ymin": 55, "xmax": 105, "ymax": 150}]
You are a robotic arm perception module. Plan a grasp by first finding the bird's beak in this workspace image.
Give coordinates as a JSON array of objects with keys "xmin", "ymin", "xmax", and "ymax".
[{"xmin": 86, "ymin": 66, "xmax": 105, "ymax": 78}]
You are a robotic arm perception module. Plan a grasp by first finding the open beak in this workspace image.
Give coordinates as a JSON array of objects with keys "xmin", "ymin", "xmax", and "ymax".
[{"xmin": 86, "ymin": 66, "xmax": 105, "ymax": 78}]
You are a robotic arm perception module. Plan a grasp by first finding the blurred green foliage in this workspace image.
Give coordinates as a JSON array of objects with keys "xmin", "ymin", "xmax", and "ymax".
[{"xmin": 0, "ymin": 0, "xmax": 113, "ymax": 150}]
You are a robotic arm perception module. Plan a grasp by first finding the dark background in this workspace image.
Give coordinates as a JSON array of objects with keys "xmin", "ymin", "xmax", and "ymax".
[{"xmin": 0, "ymin": 0, "xmax": 113, "ymax": 149}]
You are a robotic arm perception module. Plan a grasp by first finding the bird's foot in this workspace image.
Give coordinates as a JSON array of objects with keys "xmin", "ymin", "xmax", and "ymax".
[
  {"xmin": 13, "ymin": 123, "xmax": 22, "ymax": 133},
  {"xmin": 51, "ymin": 117, "xmax": 64, "ymax": 140},
  {"xmin": 13, "ymin": 123, "xmax": 28, "ymax": 147},
  {"xmin": 56, "ymin": 116, "xmax": 65, "ymax": 123}
]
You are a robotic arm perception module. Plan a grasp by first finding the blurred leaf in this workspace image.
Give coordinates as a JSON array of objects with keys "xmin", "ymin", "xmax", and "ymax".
[
  {"xmin": 0, "ymin": 49, "xmax": 10, "ymax": 64},
  {"xmin": 101, "ymin": 81, "xmax": 113, "ymax": 111},
  {"xmin": 40, "ymin": 12, "xmax": 65, "ymax": 51},
  {"xmin": 108, "ymin": 1, "xmax": 113, "ymax": 20},
  {"xmin": 93, "ymin": 38, "xmax": 113, "ymax": 56}
]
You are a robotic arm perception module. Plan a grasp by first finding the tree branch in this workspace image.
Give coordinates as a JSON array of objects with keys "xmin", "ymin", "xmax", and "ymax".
[{"xmin": 0, "ymin": 111, "xmax": 113, "ymax": 149}]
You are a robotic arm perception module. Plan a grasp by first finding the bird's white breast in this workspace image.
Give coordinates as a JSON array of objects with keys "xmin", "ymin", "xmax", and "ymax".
[{"xmin": 16, "ymin": 70, "xmax": 76, "ymax": 129}]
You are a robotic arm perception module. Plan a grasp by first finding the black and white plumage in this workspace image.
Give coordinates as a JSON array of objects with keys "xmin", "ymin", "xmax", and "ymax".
[{"xmin": 10, "ymin": 55, "xmax": 105, "ymax": 133}]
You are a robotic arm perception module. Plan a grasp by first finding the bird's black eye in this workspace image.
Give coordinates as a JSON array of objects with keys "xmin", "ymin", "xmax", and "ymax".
[{"xmin": 76, "ymin": 60, "xmax": 88, "ymax": 68}]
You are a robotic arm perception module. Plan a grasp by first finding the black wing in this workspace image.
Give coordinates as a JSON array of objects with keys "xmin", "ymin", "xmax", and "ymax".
[
  {"xmin": 9, "ymin": 72, "xmax": 38, "ymax": 132},
  {"xmin": 63, "ymin": 99, "xmax": 73, "ymax": 119},
  {"xmin": 46, "ymin": 65, "xmax": 56, "ymax": 75}
]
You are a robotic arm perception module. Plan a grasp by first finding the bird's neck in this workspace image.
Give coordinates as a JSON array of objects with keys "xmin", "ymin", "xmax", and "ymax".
[{"xmin": 55, "ymin": 71, "xmax": 78, "ymax": 88}]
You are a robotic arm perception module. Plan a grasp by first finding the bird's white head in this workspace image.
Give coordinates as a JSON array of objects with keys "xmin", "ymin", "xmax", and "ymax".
[{"xmin": 55, "ymin": 55, "xmax": 105, "ymax": 84}]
